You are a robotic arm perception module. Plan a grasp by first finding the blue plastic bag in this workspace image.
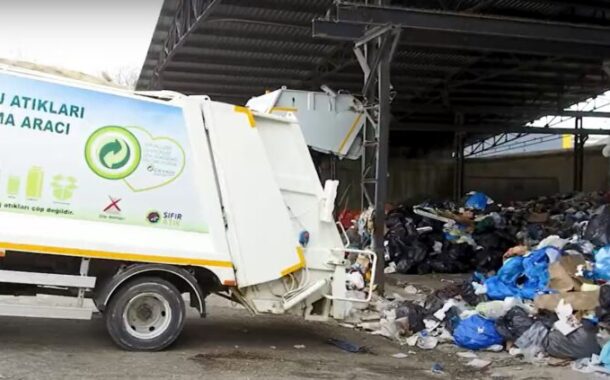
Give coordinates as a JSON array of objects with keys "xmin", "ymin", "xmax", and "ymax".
[
  {"xmin": 484, "ymin": 247, "xmax": 554, "ymax": 300},
  {"xmin": 453, "ymin": 315, "xmax": 504, "ymax": 350},
  {"xmin": 594, "ymin": 246, "xmax": 610, "ymax": 281},
  {"xmin": 465, "ymin": 192, "xmax": 492, "ymax": 211},
  {"xmin": 601, "ymin": 341, "xmax": 610, "ymax": 368}
]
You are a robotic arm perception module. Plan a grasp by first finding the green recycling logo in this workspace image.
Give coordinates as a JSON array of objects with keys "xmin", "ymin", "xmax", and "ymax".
[{"xmin": 85, "ymin": 126, "xmax": 141, "ymax": 180}]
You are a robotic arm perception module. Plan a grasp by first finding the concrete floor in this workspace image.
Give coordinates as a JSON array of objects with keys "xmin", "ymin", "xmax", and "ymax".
[{"xmin": 0, "ymin": 295, "xmax": 591, "ymax": 380}]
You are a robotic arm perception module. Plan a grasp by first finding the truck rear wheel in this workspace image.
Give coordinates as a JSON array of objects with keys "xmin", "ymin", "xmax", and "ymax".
[{"xmin": 104, "ymin": 277, "xmax": 186, "ymax": 351}]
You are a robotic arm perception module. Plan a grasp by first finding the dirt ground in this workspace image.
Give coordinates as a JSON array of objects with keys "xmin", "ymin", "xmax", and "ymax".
[{"xmin": 0, "ymin": 293, "xmax": 593, "ymax": 380}]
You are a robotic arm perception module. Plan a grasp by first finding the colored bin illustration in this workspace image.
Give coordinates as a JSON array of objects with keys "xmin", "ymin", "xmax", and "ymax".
[
  {"xmin": 6, "ymin": 175, "xmax": 20, "ymax": 197},
  {"xmin": 26, "ymin": 166, "xmax": 44, "ymax": 200}
]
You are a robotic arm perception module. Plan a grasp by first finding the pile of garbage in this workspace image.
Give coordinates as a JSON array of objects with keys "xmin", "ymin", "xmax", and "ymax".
[
  {"xmin": 363, "ymin": 191, "xmax": 606, "ymax": 275},
  {"xmin": 345, "ymin": 196, "xmax": 610, "ymax": 375}
]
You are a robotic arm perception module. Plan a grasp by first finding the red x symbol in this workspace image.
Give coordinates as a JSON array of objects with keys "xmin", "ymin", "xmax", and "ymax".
[{"xmin": 104, "ymin": 196, "xmax": 122, "ymax": 212}]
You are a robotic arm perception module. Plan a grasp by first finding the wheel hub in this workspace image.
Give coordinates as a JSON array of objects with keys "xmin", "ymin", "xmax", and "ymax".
[{"xmin": 123, "ymin": 292, "xmax": 172, "ymax": 340}]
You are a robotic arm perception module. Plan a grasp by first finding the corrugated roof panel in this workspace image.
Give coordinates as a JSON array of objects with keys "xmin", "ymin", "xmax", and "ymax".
[{"xmin": 137, "ymin": 0, "xmax": 610, "ymax": 145}]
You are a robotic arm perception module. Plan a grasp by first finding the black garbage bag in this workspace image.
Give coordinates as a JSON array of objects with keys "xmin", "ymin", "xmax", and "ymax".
[
  {"xmin": 459, "ymin": 281, "xmax": 487, "ymax": 306},
  {"xmin": 385, "ymin": 231, "xmax": 411, "ymax": 262},
  {"xmin": 444, "ymin": 306, "xmax": 461, "ymax": 333},
  {"xmin": 436, "ymin": 283, "xmax": 463, "ymax": 299},
  {"xmin": 595, "ymin": 284, "xmax": 610, "ymax": 325},
  {"xmin": 428, "ymin": 256, "xmax": 470, "ymax": 273},
  {"xmin": 474, "ymin": 216, "xmax": 496, "ymax": 233},
  {"xmin": 395, "ymin": 301, "xmax": 425, "ymax": 334},
  {"xmin": 584, "ymin": 205, "xmax": 610, "ymax": 247},
  {"xmin": 526, "ymin": 224, "xmax": 545, "ymax": 242},
  {"xmin": 415, "ymin": 260, "xmax": 432, "ymax": 275},
  {"xmin": 515, "ymin": 321, "xmax": 549, "ymax": 351},
  {"xmin": 424, "ymin": 283, "xmax": 462, "ymax": 315},
  {"xmin": 473, "ymin": 230, "xmax": 516, "ymax": 273},
  {"xmin": 423, "ymin": 294, "xmax": 445, "ymax": 315},
  {"xmin": 495, "ymin": 306, "xmax": 534, "ymax": 341},
  {"xmin": 474, "ymin": 248, "xmax": 503, "ymax": 274},
  {"xmin": 428, "ymin": 243, "xmax": 474, "ymax": 273},
  {"xmin": 385, "ymin": 206, "xmax": 420, "ymax": 263},
  {"xmin": 394, "ymin": 240, "xmax": 429, "ymax": 274},
  {"xmin": 544, "ymin": 320, "xmax": 601, "ymax": 360},
  {"xmin": 600, "ymin": 284, "xmax": 610, "ymax": 308},
  {"xmin": 418, "ymin": 231, "xmax": 445, "ymax": 249},
  {"xmin": 535, "ymin": 309, "xmax": 559, "ymax": 330}
]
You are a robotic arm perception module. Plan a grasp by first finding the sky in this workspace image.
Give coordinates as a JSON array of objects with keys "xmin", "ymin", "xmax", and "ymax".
[
  {"xmin": 0, "ymin": 0, "xmax": 163, "ymax": 80},
  {"xmin": 468, "ymin": 92, "xmax": 610, "ymax": 157}
]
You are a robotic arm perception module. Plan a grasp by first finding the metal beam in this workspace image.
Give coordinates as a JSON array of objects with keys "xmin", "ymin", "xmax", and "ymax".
[
  {"xmin": 315, "ymin": 20, "xmax": 610, "ymax": 59},
  {"xmin": 313, "ymin": 3, "xmax": 610, "ymax": 58},
  {"xmin": 395, "ymin": 105, "xmax": 610, "ymax": 117},
  {"xmin": 560, "ymin": 110, "xmax": 610, "ymax": 118},
  {"xmin": 312, "ymin": 20, "xmax": 365, "ymax": 42},
  {"xmin": 337, "ymin": 3, "xmax": 610, "ymax": 45},
  {"xmin": 395, "ymin": 123, "xmax": 610, "ymax": 135},
  {"xmin": 394, "ymin": 93, "xmax": 589, "ymax": 106},
  {"xmin": 466, "ymin": 132, "xmax": 528, "ymax": 156}
]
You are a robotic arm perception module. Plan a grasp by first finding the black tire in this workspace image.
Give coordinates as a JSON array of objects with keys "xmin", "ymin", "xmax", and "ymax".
[{"xmin": 104, "ymin": 276, "xmax": 186, "ymax": 351}]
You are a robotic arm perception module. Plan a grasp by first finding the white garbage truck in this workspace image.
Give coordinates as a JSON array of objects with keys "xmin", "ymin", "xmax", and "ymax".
[{"xmin": 0, "ymin": 66, "xmax": 375, "ymax": 350}]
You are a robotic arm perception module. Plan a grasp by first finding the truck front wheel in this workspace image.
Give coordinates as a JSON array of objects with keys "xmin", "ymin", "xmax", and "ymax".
[{"xmin": 104, "ymin": 277, "xmax": 186, "ymax": 351}]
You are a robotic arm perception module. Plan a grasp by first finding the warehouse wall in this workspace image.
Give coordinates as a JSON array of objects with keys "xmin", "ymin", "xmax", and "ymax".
[
  {"xmin": 464, "ymin": 147, "xmax": 609, "ymax": 202},
  {"xmin": 332, "ymin": 156, "xmax": 454, "ymax": 209},
  {"xmin": 333, "ymin": 146, "xmax": 609, "ymax": 208}
]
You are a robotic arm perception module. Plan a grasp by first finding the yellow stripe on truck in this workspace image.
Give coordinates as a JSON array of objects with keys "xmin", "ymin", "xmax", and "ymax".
[
  {"xmin": 280, "ymin": 246, "xmax": 306, "ymax": 276},
  {"xmin": 270, "ymin": 106, "xmax": 298, "ymax": 113},
  {"xmin": 337, "ymin": 114, "xmax": 363, "ymax": 153},
  {"xmin": 234, "ymin": 106, "xmax": 256, "ymax": 127},
  {"xmin": 0, "ymin": 241, "xmax": 234, "ymax": 268}
]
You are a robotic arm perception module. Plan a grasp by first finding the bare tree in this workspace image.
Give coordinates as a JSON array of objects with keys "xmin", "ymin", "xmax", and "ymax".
[{"xmin": 102, "ymin": 66, "xmax": 140, "ymax": 89}]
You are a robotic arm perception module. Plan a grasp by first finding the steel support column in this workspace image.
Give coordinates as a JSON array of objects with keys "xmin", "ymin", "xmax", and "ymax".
[
  {"xmin": 372, "ymin": 37, "xmax": 392, "ymax": 294},
  {"xmin": 453, "ymin": 132, "xmax": 465, "ymax": 201},
  {"xmin": 315, "ymin": 2, "xmax": 400, "ymax": 294},
  {"xmin": 573, "ymin": 117, "xmax": 587, "ymax": 192}
]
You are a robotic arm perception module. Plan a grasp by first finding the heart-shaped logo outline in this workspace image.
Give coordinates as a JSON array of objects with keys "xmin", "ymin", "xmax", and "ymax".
[{"xmin": 122, "ymin": 126, "xmax": 186, "ymax": 192}]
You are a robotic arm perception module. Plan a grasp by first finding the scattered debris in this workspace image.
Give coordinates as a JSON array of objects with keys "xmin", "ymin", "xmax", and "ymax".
[
  {"xmin": 466, "ymin": 358, "xmax": 492, "ymax": 369},
  {"xmin": 392, "ymin": 352, "xmax": 408, "ymax": 359},
  {"xmin": 431, "ymin": 363, "xmax": 444, "ymax": 374},
  {"xmin": 346, "ymin": 191, "xmax": 610, "ymax": 377},
  {"xmin": 326, "ymin": 338, "xmax": 368, "ymax": 353},
  {"xmin": 457, "ymin": 351, "xmax": 478, "ymax": 359},
  {"xmin": 404, "ymin": 285, "xmax": 419, "ymax": 294},
  {"xmin": 293, "ymin": 345, "xmax": 306, "ymax": 349}
]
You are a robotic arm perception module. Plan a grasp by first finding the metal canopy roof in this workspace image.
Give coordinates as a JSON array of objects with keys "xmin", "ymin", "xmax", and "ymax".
[{"xmin": 138, "ymin": 0, "xmax": 610, "ymax": 149}]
